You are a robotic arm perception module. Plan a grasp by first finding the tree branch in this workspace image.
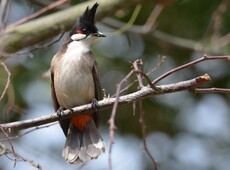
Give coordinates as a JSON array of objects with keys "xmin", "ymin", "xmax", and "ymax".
[
  {"xmin": 6, "ymin": 0, "xmax": 68, "ymax": 29},
  {"xmin": 0, "ymin": 62, "xmax": 11, "ymax": 101},
  {"xmin": 139, "ymin": 100, "xmax": 158, "ymax": 170},
  {"xmin": 152, "ymin": 55, "xmax": 230, "ymax": 85},
  {"xmin": 108, "ymin": 69, "xmax": 134, "ymax": 170},
  {"xmin": 0, "ymin": 0, "xmax": 150, "ymax": 54},
  {"xmin": 0, "ymin": 74, "xmax": 211, "ymax": 132},
  {"xmin": 194, "ymin": 88, "xmax": 230, "ymax": 94}
]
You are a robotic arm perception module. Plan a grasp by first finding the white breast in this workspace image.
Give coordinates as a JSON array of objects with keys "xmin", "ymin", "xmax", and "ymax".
[{"xmin": 55, "ymin": 41, "xmax": 95, "ymax": 108}]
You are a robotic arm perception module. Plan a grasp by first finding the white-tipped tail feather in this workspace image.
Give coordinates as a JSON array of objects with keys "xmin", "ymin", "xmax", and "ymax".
[{"xmin": 62, "ymin": 120, "xmax": 105, "ymax": 163}]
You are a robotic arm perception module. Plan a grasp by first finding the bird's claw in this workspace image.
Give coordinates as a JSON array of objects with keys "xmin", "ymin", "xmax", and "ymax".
[
  {"xmin": 92, "ymin": 98, "xmax": 99, "ymax": 112},
  {"xmin": 57, "ymin": 107, "xmax": 65, "ymax": 117}
]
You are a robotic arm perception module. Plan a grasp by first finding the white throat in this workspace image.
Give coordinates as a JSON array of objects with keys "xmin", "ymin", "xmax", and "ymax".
[
  {"xmin": 60, "ymin": 40, "xmax": 90, "ymax": 67},
  {"xmin": 67, "ymin": 40, "xmax": 90, "ymax": 54},
  {"xmin": 63, "ymin": 35, "xmax": 98, "ymax": 62}
]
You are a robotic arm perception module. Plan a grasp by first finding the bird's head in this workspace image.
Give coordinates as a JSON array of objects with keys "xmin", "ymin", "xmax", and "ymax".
[{"xmin": 70, "ymin": 3, "xmax": 105, "ymax": 42}]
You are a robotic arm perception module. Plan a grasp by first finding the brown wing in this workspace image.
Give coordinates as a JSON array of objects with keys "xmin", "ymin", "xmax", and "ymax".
[
  {"xmin": 50, "ymin": 65, "xmax": 70, "ymax": 136},
  {"xmin": 92, "ymin": 59, "xmax": 103, "ymax": 128},
  {"xmin": 50, "ymin": 70, "xmax": 59, "ymax": 111}
]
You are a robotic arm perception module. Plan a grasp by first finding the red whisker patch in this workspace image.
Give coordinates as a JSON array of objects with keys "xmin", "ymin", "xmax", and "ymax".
[{"xmin": 76, "ymin": 29, "xmax": 84, "ymax": 34}]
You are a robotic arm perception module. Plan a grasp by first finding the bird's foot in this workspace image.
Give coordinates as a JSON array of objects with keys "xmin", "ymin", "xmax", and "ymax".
[
  {"xmin": 57, "ymin": 107, "xmax": 65, "ymax": 117},
  {"xmin": 92, "ymin": 98, "xmax": 99, "ymax": 112}
]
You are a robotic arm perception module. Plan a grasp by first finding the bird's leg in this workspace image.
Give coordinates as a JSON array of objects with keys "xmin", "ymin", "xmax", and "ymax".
[
  {"xmin": 92, "ymin": 98, "xmax": 99, "ymax": 112},
  {"xmin": 57, "ymin": 107, "xmax": 74, "ymax": 117},
  {"xmin": 57, "ymin": 107, "xmax": 65, "ymax": 117}
]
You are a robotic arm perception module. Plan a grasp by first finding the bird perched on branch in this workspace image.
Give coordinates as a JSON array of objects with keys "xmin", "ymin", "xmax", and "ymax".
[{"xmin": 50, "ymin": 3, "xmax": 105, "ymax": 163}]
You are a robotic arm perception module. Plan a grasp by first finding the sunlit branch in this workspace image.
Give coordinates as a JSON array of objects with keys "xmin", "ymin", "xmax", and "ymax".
[{"xmin": 0, "ymin": 74, "xmax": 211, "ymax": 132}]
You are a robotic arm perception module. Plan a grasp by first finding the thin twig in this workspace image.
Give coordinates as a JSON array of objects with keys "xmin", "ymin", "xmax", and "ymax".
[
  {"xmin": 133, "ymin": 58, "xmax": 158, "ymax": 169},
  {"xmin": 0, "ymin": 142, "xmax": 6, "ymax": 156},
  {"xmin": 133, "ymin": 60, "xmax": 159, "ymax": 90},
  {"xmin": 108, "ymin": 70, "xmax": 134, "ymax": 170},
  {"xmin": 15, "ymin": 152, "xmax": 42, "ymax": 170},
  {"xmin": 194, "ymin": 87, "xmax": 230, "ymax": 94},
  {"xmin": 134, "ymin": 70, "xmax": 159, "ymax": 91},
  {"xmin": 114, "ymin": 81, "xmax": 134, "ymax": 97},
  {"xmin": 0, "ymin": 142, "xmax": 41, "ymax": 169},
  {"xmin": 0, "ymin": 126, "xmax": 17, "ymax": 167},
  {"xmin": 5, "ymin": 0, "xmax": 68, "ymax": 30},
  {"xmin": 0, "ymin": 123, "xmax": 57, "ymax": 141},
  {"xmin": 0, "ymin": 62, "xmax": 11, "ymax": 101},
  {"xmin": 142, "ymin": 4, "xmax": 164, "ymax": 33},
  {"xmin": 114, "ymin": 4, "xmax": 142, "ymax": 34},
  {"xmin": 0, "ymin": 0, "xmax": 11, "ymax": 32},
  {"xmin": 114, "ymin": 56, "xmax": 166, "ymax": 96},
  {"xmin": 139, "ymin": 101, "xmax": 158, "ymax": 170},
  {"xmin": 146, "ymin": 56, "xmax": 166, "ymax": 75},
  {"xmin": 200, "ymin": 0, "xmax": 229, "ymax": 49},
  {"xmin": 152, "ymin": 55, "xmax": 230, "ymax": 85},
  {"xmin": 23, "ymin": 31, "xmax": 65, "ymax": 54},
  {"xmin": 133, "ymin": 59, "xmax": 144, "ymax": 88},
  {"xmin": 0, "ymin": 31, "xmax": 65, "ymax": 58},
  {"xmin": 102, "ymin": 18, "xmax": 203, "ymax": 51}
]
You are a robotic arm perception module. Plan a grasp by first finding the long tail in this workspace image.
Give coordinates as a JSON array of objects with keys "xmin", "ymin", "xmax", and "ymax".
[{"xmin": 62, "ymin": 120, "xmax": 105, "ymax": 163}]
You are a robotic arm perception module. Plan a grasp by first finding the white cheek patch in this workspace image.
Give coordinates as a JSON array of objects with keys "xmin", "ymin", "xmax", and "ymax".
[{"xmin": 71, "ymin": 34, "xmax": 87, "ymax": 41}]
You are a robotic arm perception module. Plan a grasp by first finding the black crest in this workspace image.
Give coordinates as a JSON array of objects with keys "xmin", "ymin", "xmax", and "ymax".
[
  {"xmin": 69, "ymin": 3, "xmax": 99, "ymax": 36},
  {"xmin": 80, "ymin": 3, "xmax": 99, "ymax": 25}
]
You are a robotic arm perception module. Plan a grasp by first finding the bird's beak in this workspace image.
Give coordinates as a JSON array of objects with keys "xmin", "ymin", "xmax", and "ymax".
[{"xmin": 93, "ymin": 32, "xmax": 106, "ymax": 37}]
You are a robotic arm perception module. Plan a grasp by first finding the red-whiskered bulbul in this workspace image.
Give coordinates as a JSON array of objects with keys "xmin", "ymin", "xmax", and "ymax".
[{"xmin": 50, "ymin": 3, "xmax": 105, "ymax": 163}]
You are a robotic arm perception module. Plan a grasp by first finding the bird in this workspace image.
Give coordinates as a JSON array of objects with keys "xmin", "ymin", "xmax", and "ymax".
[{"xmin": 50, "ymin": 3, "xmax": 105, "ymax": 163}]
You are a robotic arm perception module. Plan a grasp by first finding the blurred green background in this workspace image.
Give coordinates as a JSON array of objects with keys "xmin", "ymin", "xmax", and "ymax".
[{"xmin": 0, "ymin": 0, "xmax": 230, "ymax": 170}]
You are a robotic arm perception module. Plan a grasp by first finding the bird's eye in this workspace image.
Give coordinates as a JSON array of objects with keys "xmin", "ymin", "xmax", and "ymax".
[{"xmin": 76, "ymin": 29, "xmax": 84, "ymax": 34}]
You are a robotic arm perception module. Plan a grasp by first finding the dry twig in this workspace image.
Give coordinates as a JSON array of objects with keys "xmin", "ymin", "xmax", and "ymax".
[
  {"xmin": 115, "ymin": 56, "xmax": 166, "ymax": 96},
  {"xmin": 0, "ymin": 62, "xmax": 11, "ymax": 101},
  {"xmin": 152, "ymin": 55, "xmax": 230, "ymax": 85},
  {"xmin": 0, "ymin": 123, "xmax": 57, "ymax": 142},
  {"xmin": 194, "ymin": 88, "xmax": 230, "ymax": 94},
  {"xmin": 133, "ymin": 59, "xmax": 158, "ymax": 169},
  {"xmin": 0, "ymin": 31, "xmax": 65, "ymax": 59},
  {"xmin": 108, "ymin": 70, "xmax": 134, "ymax": 170},
  {"xmin": 139, "ymin": 101, "xmax": 158, "ymax": 170},
  {"xmin": 133, "ymin": 59, "xmax": 144, "ymax": 88},
  {"xmin": 0, "ymin": 0, "xmax": 11, "ymax": 31},
  {"xmin": 5, "ymin": 0, "xmax": 68, "ymax": 30},
  {"xmin": 0, "ymin": 141, "xmax": 41, "ymax": 169},
  {"xmin": 0, "ymin": 126, "xmax": 16, "ymax": 167}
]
